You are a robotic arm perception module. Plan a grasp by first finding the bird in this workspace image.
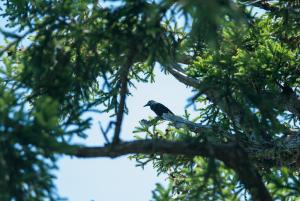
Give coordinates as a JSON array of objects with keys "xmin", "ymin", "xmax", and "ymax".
[{"xmin": 144, "ymin": 100, "xmax": 174, "ymax": 117}]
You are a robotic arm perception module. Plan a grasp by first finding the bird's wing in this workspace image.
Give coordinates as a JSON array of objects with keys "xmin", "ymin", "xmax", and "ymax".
[{"xmin": 156, "ymin": 103, "xmax": 174, "ymax": 115}]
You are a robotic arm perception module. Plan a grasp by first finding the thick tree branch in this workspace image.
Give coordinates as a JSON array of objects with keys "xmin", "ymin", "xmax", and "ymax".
[
  {"xmin": 73, "ymin": 139, "xmax": 272, "ymax": 201},
  {"xmin": 164, "ymin": 113, "xmax": 300, "ymax": 169},
  {"xmin": 163, "ymin": 112, "xmax": 300, "ymax": 168},
  {"xmin": 224, "ymin": 147, "xmax": 273, "ymax": 201},
  {"xmin": 75, "ymin": 139, "xmax": 230, "ymax": 158}
]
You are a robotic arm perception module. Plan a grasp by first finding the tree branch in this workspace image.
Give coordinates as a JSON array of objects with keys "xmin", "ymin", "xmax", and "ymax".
[
  {"xmin": 0, "ymin": 29, "xmax": 31, "ymax": 57},
  {"xmin": 112, "ymin": 55, "xmax": 134, "ymax": 144},
  {"xmin": 165, "ymin": 64, "xmax": 261, "ymax": 135},
  {"xmin": 162, "ymin": 108, "xmax": 300, "ymax": 169},
  {"xmin": 72, "ymin": 139, "xmax": 272, "ymax": 201},
  {"xmin": 241, "ymin": 0, "xmax": 278, "ymax": 12},
  {"xmin": 74, "ymin": 139, "xmax": 229, "ymax": 158},
  {"xmin": 165, "ymin": 64, "xmax": 300, "ymax": 139},
  {"xmin": 162, "ymin": 113, "xmax": 212, "ymax": 133},
  {"xmin": 165, "ymin": 63, "xmax": 201, "ymax": 89},
  {"xmin": 162, "ymin": 113, "xmax": 300, "ymax": 168}
]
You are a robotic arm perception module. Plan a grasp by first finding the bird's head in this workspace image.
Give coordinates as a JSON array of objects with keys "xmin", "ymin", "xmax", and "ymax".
[{"xmin": 144, "ymin": 100, "xmax": 156, "ymax": 107}]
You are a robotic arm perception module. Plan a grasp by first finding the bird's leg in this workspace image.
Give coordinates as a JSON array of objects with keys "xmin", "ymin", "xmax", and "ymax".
[
  {"xmin": 151, "ymin": 116, "xmax": 161, "ymax": 125},
  {"xmin": 152, "ymin": 123, "xmax": 157, "ymax": 140}
]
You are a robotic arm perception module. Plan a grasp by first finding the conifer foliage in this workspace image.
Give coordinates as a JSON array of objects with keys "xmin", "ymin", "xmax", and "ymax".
[{"xmin": 0, "ymin": 1, "xmax": 299, "ymax": 200}]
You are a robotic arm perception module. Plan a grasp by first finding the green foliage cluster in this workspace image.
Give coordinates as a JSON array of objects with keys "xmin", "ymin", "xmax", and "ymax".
[
  {"xmin": 0, "ymin": 85, "xmax": 59, "ymax": 200},
  {"xmin": 0, "ymin": 0, "xmax": 300, "ymax": 200},
  {"xmin": 187, "ymin": 16, "xmax": 299, "ymax": 139},
  {"xmin": 133, "ymin": 120, "xmax": 241, "ymax": 200}
]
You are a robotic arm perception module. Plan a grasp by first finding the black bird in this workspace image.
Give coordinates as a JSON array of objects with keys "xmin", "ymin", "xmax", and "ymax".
[{"xmin": 144, "ymin": 100, "xmax": 174, "ymax": 117}]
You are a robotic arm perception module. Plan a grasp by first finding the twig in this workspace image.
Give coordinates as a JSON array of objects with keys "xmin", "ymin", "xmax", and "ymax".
[
  {"xmin": 0, "ymin": 29, "xmax": 31, "ymax": 57},
  {"xmin": 99, "ymin": 121, "xmax": 115, "ymax": 144}
]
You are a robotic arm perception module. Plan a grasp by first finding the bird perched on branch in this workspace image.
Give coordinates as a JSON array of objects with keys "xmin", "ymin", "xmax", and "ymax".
[{"xmin": 144, "ymin": 100, "xmax": 174, "ymax": 117}]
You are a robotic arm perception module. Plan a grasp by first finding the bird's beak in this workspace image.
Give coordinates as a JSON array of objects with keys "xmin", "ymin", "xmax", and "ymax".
[{"xmin": 144, "ymin": 103, "xmax": 149, "ymax": 107}]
